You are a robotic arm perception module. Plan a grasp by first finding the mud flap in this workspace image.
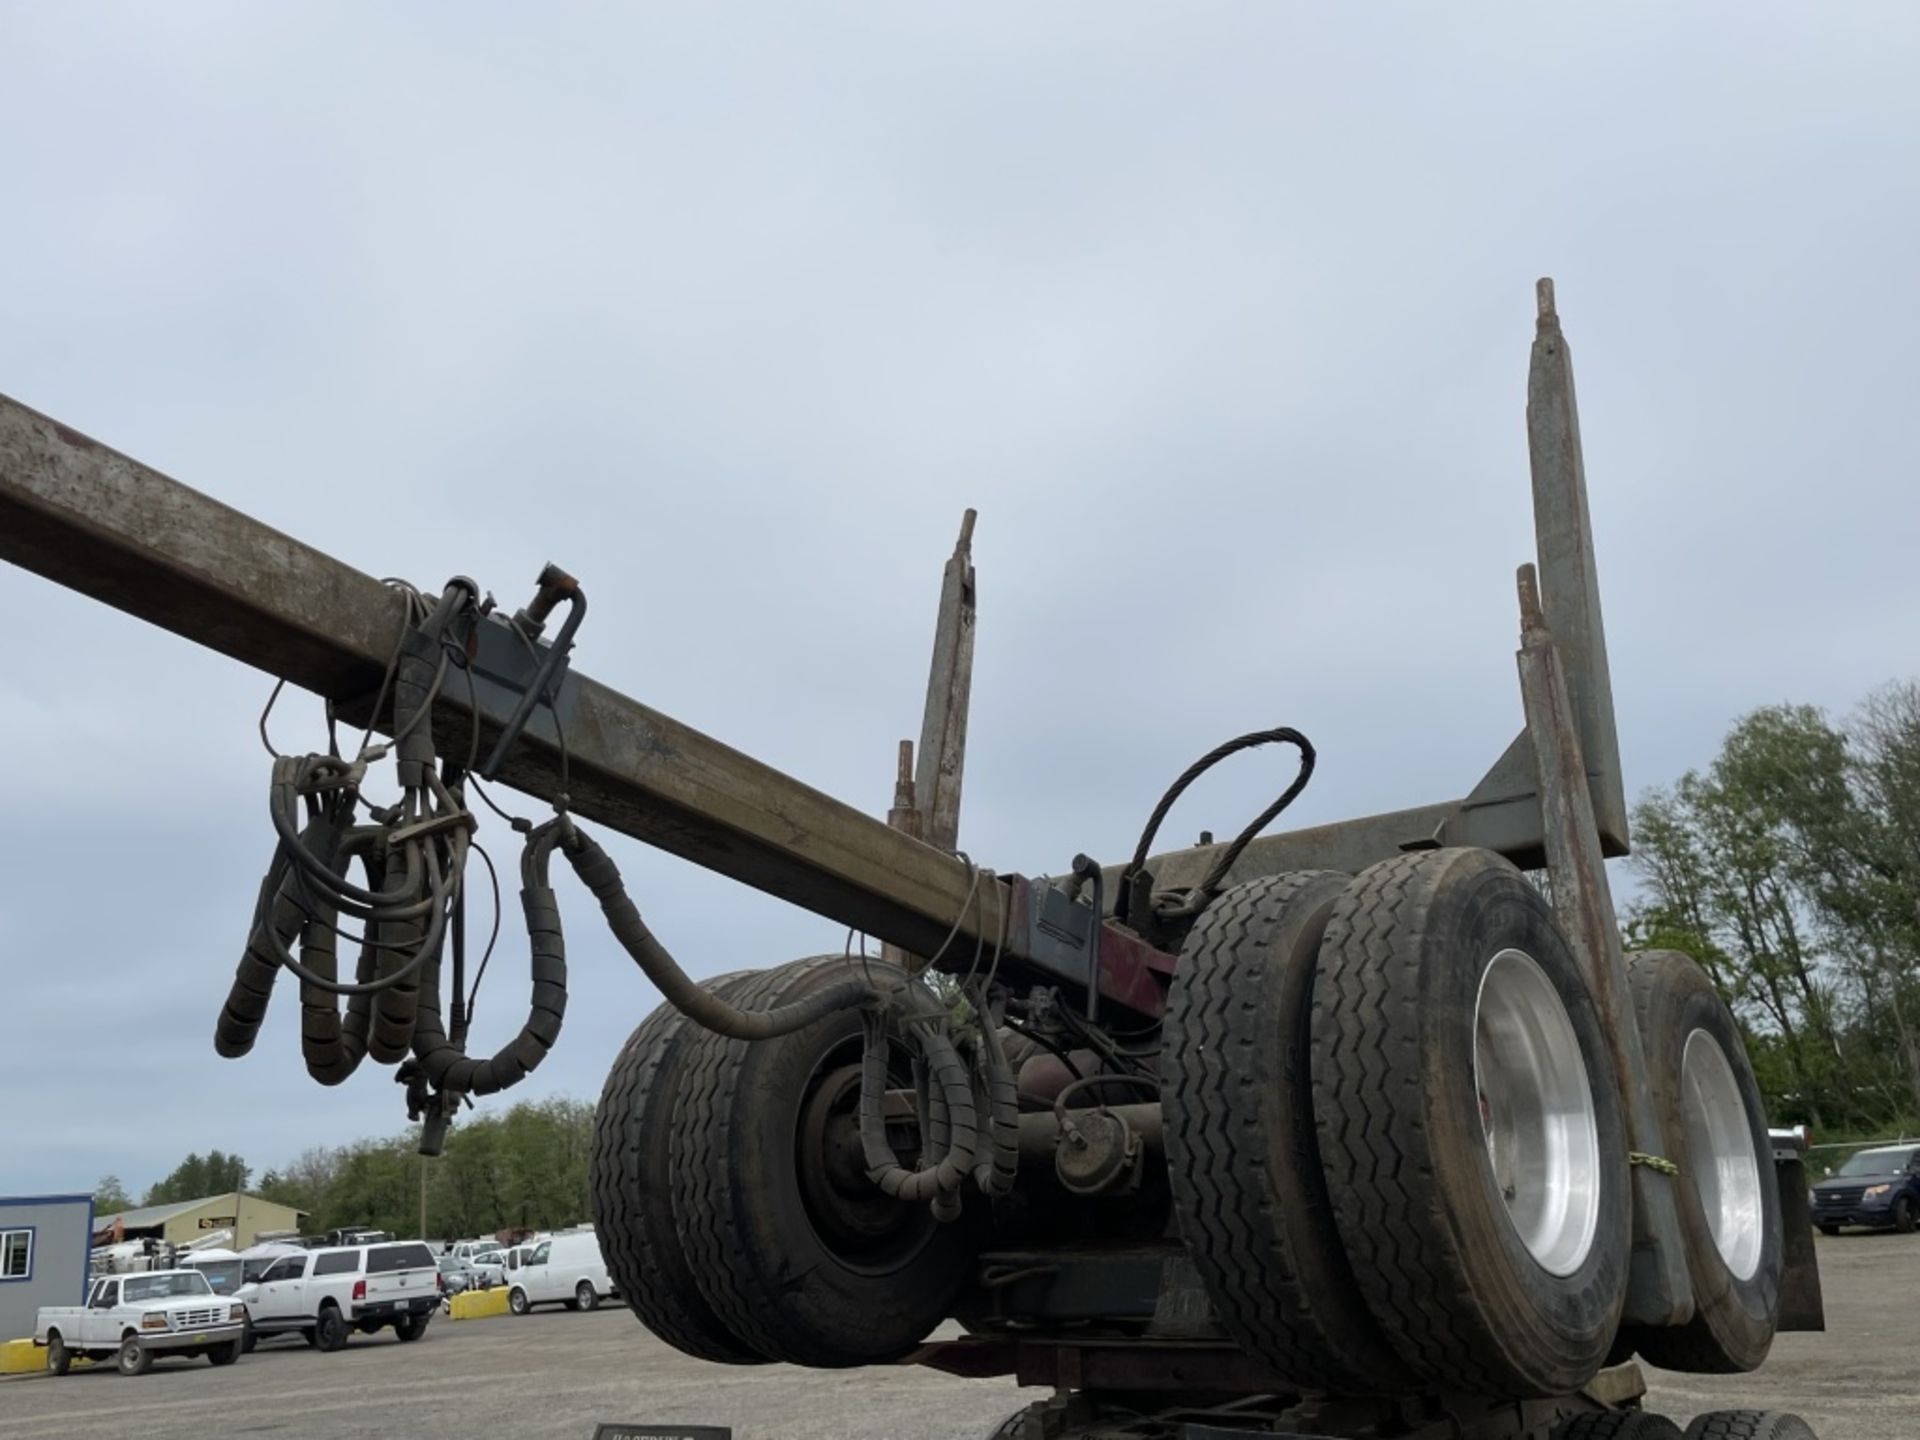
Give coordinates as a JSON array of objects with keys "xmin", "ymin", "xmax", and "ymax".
[{"xmin": 1774, "ymin": 1152, "xmax": 1825, "ymax": 1332}]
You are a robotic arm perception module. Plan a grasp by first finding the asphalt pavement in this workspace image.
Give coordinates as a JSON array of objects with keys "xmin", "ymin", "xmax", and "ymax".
[{"xmin": 2, "ymin": 1233, "xmax": 1910, "ymax": 1440}]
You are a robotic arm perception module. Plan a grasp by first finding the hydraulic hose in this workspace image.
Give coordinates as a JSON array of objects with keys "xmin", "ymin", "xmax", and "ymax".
[
  {"xmin": 407, "ymin": 818, "xmax": 570, "ymax": 1097},
  {"xmin": 858, "ymin": 1016, "xmax": 978, "ymax": 1202},
  {"xmin": 562, "ymin": 830, "xmax": 881, "ymax": 1039},
  {"xmin": 968, "ymin": 988, "xmax": 1021, "ymax": 1198},
  {"xmin": 298, "ymin": 833, "xmax": 379, "ymax": 1086}
]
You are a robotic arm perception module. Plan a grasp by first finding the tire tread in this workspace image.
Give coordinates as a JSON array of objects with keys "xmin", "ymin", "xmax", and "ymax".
[
  {"xmin": 1164, "ymin": 871, "xmax": 1406, "ymax": 1390},
  {"xmin": 591, "ymin": 973, "xmax": 764, "ymax": 1363}
]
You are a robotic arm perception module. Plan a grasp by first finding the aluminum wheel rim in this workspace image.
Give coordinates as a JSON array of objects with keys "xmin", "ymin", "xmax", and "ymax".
[
  {"xmin": 1473, "ymin": 947, "xmax": 1602, "ymax": 1277},
  {"xmin": 1680, "ymin": 1027, "xmax": 1764, "ymax": 1281}
]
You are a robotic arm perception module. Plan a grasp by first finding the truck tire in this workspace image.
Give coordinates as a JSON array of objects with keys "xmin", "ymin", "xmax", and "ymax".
[
  {"xmin": 1310, "ymin": 849, "xmax": 1630, "ymax": 1397},
  {"xmin": 592, "ymin": 973, "xmax": 766, "ymax": 1364},
  {"xmin": 117, "ymin": 1334, "xmax": 153, "ymax": 1376},
  {"xmin": 1892, "ymin": 1194, "xmax": 1915, "ymax": 1234},
  {"xmin": 573, "ymin": 1281, "xmax": 599, "ymax": 1312},
  {"xmin": 393, "ymin": 1314, "xmax": 428, "ymax": 1342},
  {"xmin": 241, "ymin": 1316, "xmax": 257, "ymax": 1354},
  {"xmin": 508, "ymin": 1286, "xmax": 530, "ymax": 1316},
  {"xmin": 1682, "ymin": 1413, "xmax": 1818, "ymax": 1440},
  {"xmin": 207, "ymin": 1338, "xmax": 243, "ymax": 1365},
  {"xmin": 45, "ymin": 1333, "xmax": 70, "ymax": 1376},
  {"xmin": 672, "ymin": 954, "xmax": 977, "ymax": 1367},
  {"xmin": 1554, "ymin": 1414, "xmax": 1685, "ymax": 1439},
  {"xmin": 1621, "ymin": 949, "xmax": 1781, "ymax": 1373},
  {"xmin": 314, "ymin": 1304, "xmax": 349, "ymax": 1352},
  {"xmin": 1163, "ymin": 871, "xmax": 1412, "ymax": 1392}
]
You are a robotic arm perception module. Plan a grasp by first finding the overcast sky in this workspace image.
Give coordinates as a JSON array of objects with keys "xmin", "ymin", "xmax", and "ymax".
[{"xmin": 3, "ymin": 5, "xmax": 1916, "ymax": 1201}]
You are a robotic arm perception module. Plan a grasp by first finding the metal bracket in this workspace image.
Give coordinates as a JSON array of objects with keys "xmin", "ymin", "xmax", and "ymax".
[{"xmin": 477, "ymin": 564, "xmax": 585, "ymax": 780}]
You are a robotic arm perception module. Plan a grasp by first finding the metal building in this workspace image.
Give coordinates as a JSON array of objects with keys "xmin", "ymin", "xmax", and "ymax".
[
  {"xmin": 0, "ymin": 1194, "xmax": 93, "ymax": 1341},
  {"xmin": 90, "ymin": 1192, "xmax": 306, "ymax": 1253}
]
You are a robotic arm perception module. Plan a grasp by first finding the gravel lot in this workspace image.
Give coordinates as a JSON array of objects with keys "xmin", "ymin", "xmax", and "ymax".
[{"xmin": 4, "ymin": 1234, "xmax": 1910, "ymax": 1440}]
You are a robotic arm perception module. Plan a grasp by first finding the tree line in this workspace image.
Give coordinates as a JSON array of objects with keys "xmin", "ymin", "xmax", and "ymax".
[
  {"xmin": 95, "ymin": 1097, "xmax": 597, "ymax": 1242},
  {"xmin": 1630, "ymin": 679, "xmax": 1920, "ymax": 1134}
]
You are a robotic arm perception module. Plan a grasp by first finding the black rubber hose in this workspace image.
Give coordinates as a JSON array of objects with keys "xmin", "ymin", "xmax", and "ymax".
[
  {"xmin": 408, "ymin": 821, "xmax": 568, "ymax": 1097},
  {"xmin": 968, "ymin": 991, "xmax": 1021, "ymax": 1198},
  {"xmin": 302, "ymin": 830, "xmax": 380, "ymax": 1086},
  {"xmin": 268, "ymin": 757, "xmax": 430, "ymax": 913},
  {"xmin": 369, "ymin": 836, "xmax": 464, "ymax": 1063},
  {"xmin": 215, "ymin": 843, "xmax": 302, "ymax": 1058},
  {"xmin": 858, "ymin": 1017, "xmax": 978, "ymax": 1201},
  {"xmin": 392, "ymin": 583, "xmax": 472, "ymax": 789},
  {"xmin": 255, "ymin": 845, "xmax": 453, "ymax": 1000},
  {"xmin": 562, "ymin": 831, "xmax": 881, "ymax": 1039},
  {"xmin": 1128, "ymin": 727, "xmax": 1316, "ymax": 879}
]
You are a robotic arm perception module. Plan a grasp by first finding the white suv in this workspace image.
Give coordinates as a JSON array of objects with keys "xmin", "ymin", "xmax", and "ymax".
[{"xmin": 237, "ymin": 1240, "xmax": 441, "ymax": 1351}]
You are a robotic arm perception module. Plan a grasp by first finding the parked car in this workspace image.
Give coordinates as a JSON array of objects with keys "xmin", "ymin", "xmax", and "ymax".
[
  {"xmin": 505, "ymin": 1229, "xmax": 616, "ymax": 1315},
  {"xmin": 36, "ymin": 1269, "xmax": 246, "ymax": 1376},
  {"xmin": 435, "ymin": 1255, "xmax": 488, "ymax": 1296},
  {"xmin": 467, "ymin": 1249, "xmax": 508, "ymax": 1287},
  {"xmin": 235, "ymin": 1240, "xmax": 441, "ymax": 1351},
  {"xmin": 1811, "ymin": 1142, "xmax": 1920, "ymax": 1233}
]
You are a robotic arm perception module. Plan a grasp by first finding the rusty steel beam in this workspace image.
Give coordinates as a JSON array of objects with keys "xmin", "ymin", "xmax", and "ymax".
[{"xmin": 0, "ymin": 391, "xmax": 1020, "ymax": 967}]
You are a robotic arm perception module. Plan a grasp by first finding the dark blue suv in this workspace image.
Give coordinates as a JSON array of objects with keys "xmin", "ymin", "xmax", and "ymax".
[{"xmin": 1811, "ymin": 1143, "xmax": 1920, "ymax": 1234}]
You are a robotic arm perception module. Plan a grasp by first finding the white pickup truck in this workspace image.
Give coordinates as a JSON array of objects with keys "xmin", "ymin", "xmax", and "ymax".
[
  {"xmin": 36, "ymin": 1269, "xmax": 247, "ymax": 1376},
  {"xmin": 236, "ymin": 1239, "xmax": 441, "ymax": 1350}
]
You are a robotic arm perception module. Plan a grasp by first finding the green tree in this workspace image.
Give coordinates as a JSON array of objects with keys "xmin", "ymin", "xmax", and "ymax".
[
  {"xmin": 256, "ymin": 1097, "xmax": 601, "ymax": 1241},
  {"xmin": 145, "ymin": 1149, "xmax": 251, "ymax": 1205},
  {"xmin": 1630, "ymin": 690, "xmax": 1920, "ymax": 1130},
  {"xmin": 93, "ymin": 1175, "xmax": 132, "ymax": 1214}
]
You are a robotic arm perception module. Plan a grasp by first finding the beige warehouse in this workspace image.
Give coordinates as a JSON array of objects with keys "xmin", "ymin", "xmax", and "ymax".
[{"xmin": 92, "ymin": 1192, "xmax": 305, "ymax": 1252}]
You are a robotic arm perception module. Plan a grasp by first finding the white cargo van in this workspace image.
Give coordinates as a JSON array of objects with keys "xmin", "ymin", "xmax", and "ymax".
[{"xmin": 504, "ymin": 1229, "xmax": 615, "ymax": 1314}]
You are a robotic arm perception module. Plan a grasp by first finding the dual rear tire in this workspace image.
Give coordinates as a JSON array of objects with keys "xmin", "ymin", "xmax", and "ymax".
[
  {"xmin": 1617, "ymin": 949, "xmax": 1781, "ymax": 1373},
  {"xmin": 1166, "ymin": 848, "xmax": 1784, "ymax": 1398},
  {"xmin": 1168, "ymin": 849, "xmax": 1631, "ymax": 1397},
  {"xmin": 592, "ymin": 956, "xmax": 974, "ymax": 1367}
]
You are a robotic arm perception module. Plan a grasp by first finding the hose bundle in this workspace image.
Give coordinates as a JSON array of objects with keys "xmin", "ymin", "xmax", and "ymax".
[
  {"xmin": 217, "ymin": 579, "xmax": 576, "ymax": 1150},
  {"xmin": 217, "ymin": 570, "xmax": 1021, "ymax": 1207}
]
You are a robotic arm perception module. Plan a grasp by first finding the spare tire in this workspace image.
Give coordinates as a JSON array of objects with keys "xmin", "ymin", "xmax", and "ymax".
[
  {"xmin": 671, "ymin": 954, "xmax": 977, "ymax": 1367},
  {"xmin": 592, "ymin": 972, "xmax": 766, "ymax": 1364},
  {"xmin": 1163, "ymin": 871, "xmax": 1412, "ymax": 1392},
  {"xmin": 1621, "ymin": 949, "xmax": 1782, "ymax": 1373},
  {"xmin": 1310, "ymin": 849, "xmax": 1630, "ymax": 1397}
]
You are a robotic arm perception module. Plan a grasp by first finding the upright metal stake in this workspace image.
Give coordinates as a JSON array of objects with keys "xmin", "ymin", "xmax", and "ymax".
[
  {"xmin": 914, "ymin": 509, "xmax": 977, "ymax": 855},
  {"xmin": 882, "ymin": 739, "xmax": 922, "ymax": 970},
  {"xmin": 1526, "ymin": 279, "xmax": 1628, "ymax": 852},
  {"xmin": 1515, "ymin": 562, "xmax": 1691, "ymax": 1328}
]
